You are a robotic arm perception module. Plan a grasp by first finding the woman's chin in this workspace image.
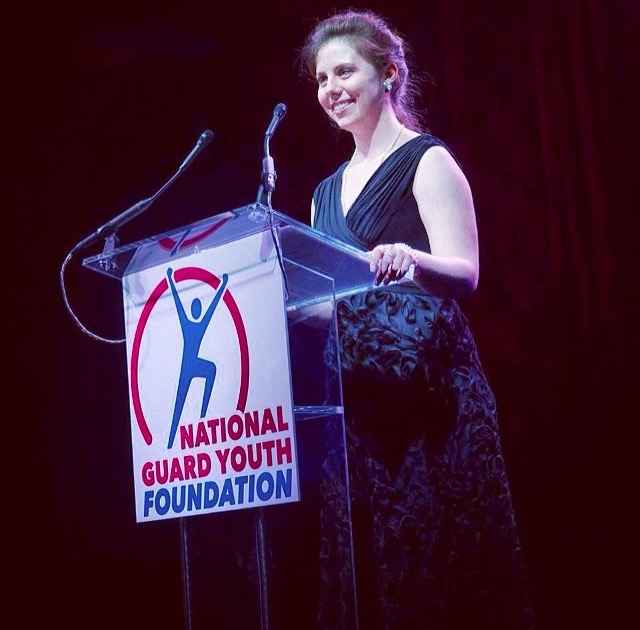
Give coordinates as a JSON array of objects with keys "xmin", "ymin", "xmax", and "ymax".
[{"xmin": 334, "ymin": 115, "xmax": 357, "ymax": 131}]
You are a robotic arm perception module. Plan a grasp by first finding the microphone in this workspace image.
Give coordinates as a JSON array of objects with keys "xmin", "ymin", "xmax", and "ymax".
[
  {"xmin": 265, "ymin": 103, "xmax": 287, "ymax": 137},
  {"xmin": 178, "ymin": 129, "xmax": 215, "ymax": 171},
  {"xmin": 255, "ymin": 103, "xmax": 290, "ymax": 300},
  {"xmin": 260, "ymin": 104, "xmax": 287, "ymax": 199},
  {"xmin": 96, "ymin": 129, "xmax": 215, "ymax": 240},
  {"xmin": 59, "ymin": 128, "xmax": 217, "ymax": 345}
]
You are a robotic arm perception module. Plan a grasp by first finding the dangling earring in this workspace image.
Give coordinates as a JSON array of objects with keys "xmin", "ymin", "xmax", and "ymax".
[{"xmin": 383, "ymin": 78, "xmax": 393, "ymax": 93}]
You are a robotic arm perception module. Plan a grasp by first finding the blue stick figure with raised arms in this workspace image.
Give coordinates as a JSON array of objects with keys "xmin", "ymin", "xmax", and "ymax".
[{"xmin": 166, "ymin": 268, "xmax": 229, "ymax": 449}]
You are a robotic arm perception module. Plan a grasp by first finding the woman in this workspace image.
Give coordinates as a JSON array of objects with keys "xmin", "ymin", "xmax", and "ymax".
[{"xmin": 300, "ymin": 10, "xmax": 534, "ymax": 630}]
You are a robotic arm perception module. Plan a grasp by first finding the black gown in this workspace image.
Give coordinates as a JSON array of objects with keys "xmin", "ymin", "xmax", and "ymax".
[{"xmin": 313, "ymin": 134, "xmax": 534, "ymax": 630}]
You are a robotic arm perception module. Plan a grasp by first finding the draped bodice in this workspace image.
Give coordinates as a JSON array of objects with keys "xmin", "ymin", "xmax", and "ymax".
[{"xmin": 312, "ymin": 134, "xmax": 447, "ymax": 252}]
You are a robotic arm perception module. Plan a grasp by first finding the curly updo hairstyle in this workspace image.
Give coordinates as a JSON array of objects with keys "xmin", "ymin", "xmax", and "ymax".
[{"xmin": 299, "ymin": 10, "xmax": 424, "ymax": 132}]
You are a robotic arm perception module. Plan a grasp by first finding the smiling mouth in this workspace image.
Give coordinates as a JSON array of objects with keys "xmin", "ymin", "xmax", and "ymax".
[{"xmin": 332, "ymin": 99, "xmax": 355, "ymax": 114}]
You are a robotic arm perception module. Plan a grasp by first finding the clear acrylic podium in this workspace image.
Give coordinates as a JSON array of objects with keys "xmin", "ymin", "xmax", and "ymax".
[{"xmin": 83, "ymin": 204, "xmax": 377, "ymax": 630}]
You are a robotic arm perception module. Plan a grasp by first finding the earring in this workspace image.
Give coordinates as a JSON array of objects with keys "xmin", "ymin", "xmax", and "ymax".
[{"xmin": 383, "ymin": 78, "xmax": 393, "ymax": 92}]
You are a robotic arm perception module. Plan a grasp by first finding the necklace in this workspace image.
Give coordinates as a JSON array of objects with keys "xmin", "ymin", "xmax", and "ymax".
[
  {"xmin": 345, "ymin": 125, "xmax": 405, "ymax": 174},
  {"xmin": 341, "ymin": 125, "xmax": 406, "ymax": 216}
]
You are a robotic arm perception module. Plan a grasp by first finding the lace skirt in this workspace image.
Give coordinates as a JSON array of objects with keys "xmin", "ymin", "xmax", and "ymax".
[{"xmin": 318, "ymin": 288, "xmax": 534, "ymax": 630}]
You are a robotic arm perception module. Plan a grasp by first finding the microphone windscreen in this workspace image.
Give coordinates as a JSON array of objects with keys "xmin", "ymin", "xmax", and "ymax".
[{"xmin": 199, "ymin": 129, "xmax": 215, "ymax": 145}]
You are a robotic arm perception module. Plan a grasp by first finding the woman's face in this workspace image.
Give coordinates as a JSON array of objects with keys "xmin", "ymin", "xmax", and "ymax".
[{"xmin": 315, "ymin": 37, "xmax": 385, "ymax": 132}]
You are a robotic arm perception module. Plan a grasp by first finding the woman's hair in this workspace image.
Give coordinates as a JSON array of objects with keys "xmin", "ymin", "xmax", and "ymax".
[{"xmin": 299, "ymin": 10, "xmax": 424, "ymax": 131}]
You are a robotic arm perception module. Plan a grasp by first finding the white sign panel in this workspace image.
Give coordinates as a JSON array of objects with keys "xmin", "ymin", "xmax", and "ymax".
[{"xmin": 123, "ymin": 231, "xmax": 299, "ymax": 522}]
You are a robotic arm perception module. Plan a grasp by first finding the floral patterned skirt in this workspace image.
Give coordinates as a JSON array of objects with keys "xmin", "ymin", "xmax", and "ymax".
[{"xmin": 318, "ymin": 288, "xmax": 534, "ymax": 630}]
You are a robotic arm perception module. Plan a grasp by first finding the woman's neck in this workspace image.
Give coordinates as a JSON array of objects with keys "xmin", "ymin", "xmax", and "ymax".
[{"xmin": 350, "ymin": 105, "xmax": 406, "ymax": 163}]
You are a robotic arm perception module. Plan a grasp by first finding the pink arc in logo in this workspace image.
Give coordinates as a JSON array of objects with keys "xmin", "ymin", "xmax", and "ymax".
[
  {"xmin": 158, "ymin": 217, "xmax": 231, "ymax": 251},
  {"xmin": 130, "ymin": 267, "xmax": 249, "ymax": 446}
]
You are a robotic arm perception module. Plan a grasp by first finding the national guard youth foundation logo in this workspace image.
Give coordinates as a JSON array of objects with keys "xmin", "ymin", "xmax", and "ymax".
[{"xmin": 123, "ymin": 235, "xmax": 299, "ymax": 522}]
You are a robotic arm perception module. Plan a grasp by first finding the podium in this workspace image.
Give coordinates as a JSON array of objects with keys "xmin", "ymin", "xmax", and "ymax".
[{"xmin": 83, "ymin": 204, "xmax": 377, "ymax": 629}]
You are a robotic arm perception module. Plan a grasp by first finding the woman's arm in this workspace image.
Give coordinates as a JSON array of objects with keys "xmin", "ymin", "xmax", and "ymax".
[
  {"xmin": 369, "ymin": 146, "xmax": 479, "ymax": 299},
  {"xmin": 166, "ymin": 267, "xmax": 188, "ymax": 323}
]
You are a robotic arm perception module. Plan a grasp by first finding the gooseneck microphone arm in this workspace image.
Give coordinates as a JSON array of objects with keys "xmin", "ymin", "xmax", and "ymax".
[{"xmin": 60, "ymin": 129, "xmax": 215, "ymax": 344}]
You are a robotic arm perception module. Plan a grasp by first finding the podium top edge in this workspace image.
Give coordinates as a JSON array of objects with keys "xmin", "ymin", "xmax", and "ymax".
[{"xmin": 82, "ymin": 204, "xmax": 371, "ymax": 267}]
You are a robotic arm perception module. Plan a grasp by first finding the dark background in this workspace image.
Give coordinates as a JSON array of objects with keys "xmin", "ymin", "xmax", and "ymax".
[{"xmin": 13, "ymin": 1, "xmax": 637, "ymax": 628}]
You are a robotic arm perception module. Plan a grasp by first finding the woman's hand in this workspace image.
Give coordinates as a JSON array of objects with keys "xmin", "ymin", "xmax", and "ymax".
[{"xmin": 369, "ymin": 243, "xmax": 417, "ymax": 285}]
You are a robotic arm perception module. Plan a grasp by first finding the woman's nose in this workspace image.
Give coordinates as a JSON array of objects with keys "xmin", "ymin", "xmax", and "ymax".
[{"xmin": 326, "ymin": 76, "xmax": 341, "ymax": 94}]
